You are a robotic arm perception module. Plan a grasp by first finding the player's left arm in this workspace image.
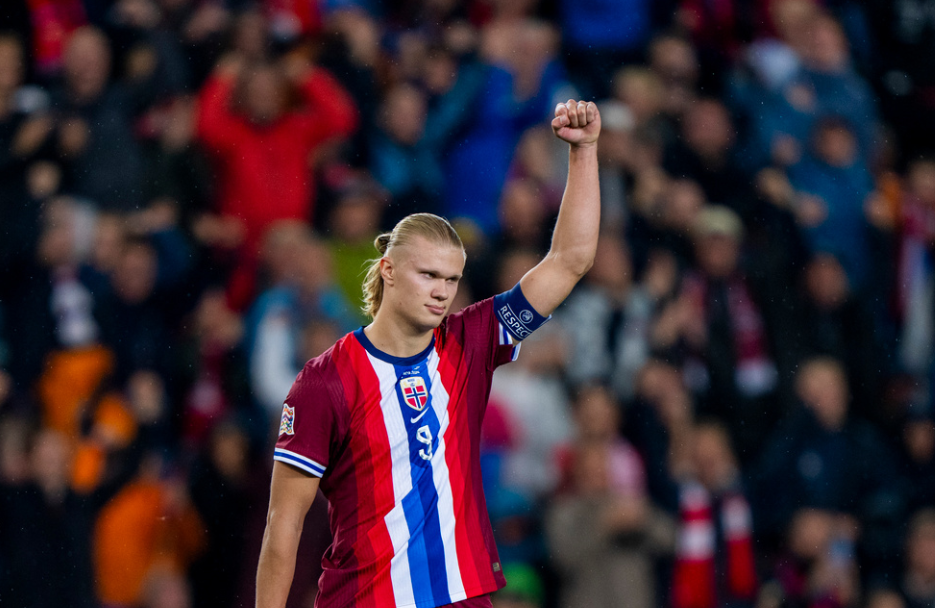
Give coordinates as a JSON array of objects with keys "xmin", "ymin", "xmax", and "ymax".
[{"xmin": 518, "ymin": 100, "xmax": 601, "ymax": 319}]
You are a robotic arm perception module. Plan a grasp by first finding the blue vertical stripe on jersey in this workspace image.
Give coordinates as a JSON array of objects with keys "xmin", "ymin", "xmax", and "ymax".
[{"xmin": 393, "ymin": 363, "xmax": 452, "ymax": 607}]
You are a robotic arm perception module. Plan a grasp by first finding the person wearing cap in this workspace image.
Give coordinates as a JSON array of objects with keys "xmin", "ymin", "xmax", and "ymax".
[{"xmin": 656, "ymin": 205, "xmax": 782, "ymax": 465}]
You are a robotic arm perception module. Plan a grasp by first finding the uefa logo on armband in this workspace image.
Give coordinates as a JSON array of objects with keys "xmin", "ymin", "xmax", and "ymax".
[{"xmin": 280, "ymin": 403, "xmax": 295, "ymax": 436}]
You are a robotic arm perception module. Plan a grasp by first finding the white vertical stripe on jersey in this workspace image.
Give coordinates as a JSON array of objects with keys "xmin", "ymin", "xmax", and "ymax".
[
  {"xmin": 367, "ymin": 353, "xmax": 417, "ymax": 608},
  {"xmin": 425, "ymin": 350, "xmax": 467, "ymax": 602},
  {"xmin": 498, "ymin": 322, "xmax": 521, "ymax": 361}
]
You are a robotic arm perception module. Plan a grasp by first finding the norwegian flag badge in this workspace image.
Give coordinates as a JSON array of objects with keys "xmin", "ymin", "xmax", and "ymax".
[{"xmin": 400, "ymin": 376, "xmax": 429, "ymax": 412}]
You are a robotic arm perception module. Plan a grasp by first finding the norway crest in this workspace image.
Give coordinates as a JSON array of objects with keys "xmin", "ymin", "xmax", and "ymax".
[
  {"xmin": 400, "ymin": 376, "xmax": 429, "ymax": 412},
  {"xmin": 279, "ymin": 403, "xmax": 295, "ymax": 436}
]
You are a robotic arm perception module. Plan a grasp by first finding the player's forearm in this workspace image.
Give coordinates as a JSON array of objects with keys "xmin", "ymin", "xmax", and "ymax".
[
  {"xmin": 548, "ymin": 143, "xmax": 600, "ymax": 276},
  {"xmin": 256, "ymin": 519, "xmax": 303, "ymax": 608}
]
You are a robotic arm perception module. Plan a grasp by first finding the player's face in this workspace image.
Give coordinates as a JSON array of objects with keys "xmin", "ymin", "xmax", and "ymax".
[{"xmin": 385, "ymin": 236, "xmax": 465, "ymax": 332}]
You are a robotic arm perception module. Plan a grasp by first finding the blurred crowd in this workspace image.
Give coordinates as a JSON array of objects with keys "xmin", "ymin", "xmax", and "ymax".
[{"xmin": 1, "ymin": 0, "xmax": 935, "ymax": 608}]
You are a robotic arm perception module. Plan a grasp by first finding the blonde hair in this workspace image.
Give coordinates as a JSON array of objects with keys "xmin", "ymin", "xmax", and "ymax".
[{"xmin": 361, "ymin": 213, "xmax": 464, "ymax": 319}]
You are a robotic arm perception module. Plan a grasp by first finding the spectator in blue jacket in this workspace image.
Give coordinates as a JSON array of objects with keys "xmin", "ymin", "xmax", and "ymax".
[
  {"xmin": 788, "ymin": 117, "xmax": 874, "ymax": 290},
  {"xmin": 739, "ymin": 12, "xmax": 878, "ymax": 171},
  {"xmin": 443, "ymin": 21, "xmax": 567, "ymax": 235}
]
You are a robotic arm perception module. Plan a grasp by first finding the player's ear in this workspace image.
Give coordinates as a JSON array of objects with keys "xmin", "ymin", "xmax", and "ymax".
[{"xmin": 380, "ymin": 256, "xmax": 395, "ymax": 286}]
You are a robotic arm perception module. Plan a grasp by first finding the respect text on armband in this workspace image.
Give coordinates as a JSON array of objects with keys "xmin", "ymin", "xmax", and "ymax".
[{"xmin": 498, "ymin": 304, "xmax": 532, "ymax": 339}]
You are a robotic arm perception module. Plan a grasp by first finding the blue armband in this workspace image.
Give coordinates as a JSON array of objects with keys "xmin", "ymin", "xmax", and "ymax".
[{"xmin": 493, "ymin": 284, "xmax": 551, "ymax": 341}]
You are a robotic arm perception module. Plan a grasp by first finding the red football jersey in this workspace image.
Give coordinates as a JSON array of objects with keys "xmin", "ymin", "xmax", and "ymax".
[{"xmin": 274, "ymin": 296, "xmax": 529, "ymax": 608}]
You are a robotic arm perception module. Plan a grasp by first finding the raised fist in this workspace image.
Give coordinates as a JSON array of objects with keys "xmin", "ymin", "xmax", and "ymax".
[{"xmin": 551, "ymin": 99, "xmax": 600, "ymax": 148}]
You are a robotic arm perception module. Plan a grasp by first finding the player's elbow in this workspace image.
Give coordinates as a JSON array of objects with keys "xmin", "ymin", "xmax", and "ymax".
[
  {"xmin": 269, "ymin": 507, "xmax": 305, "ymax": 533},
  {"xmin": 555, "ymin": 249, "xmax": 594, "ymax": 279}
]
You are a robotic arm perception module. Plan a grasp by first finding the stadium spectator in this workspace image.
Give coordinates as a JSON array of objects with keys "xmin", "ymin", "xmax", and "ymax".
[
  {"xmin": 671, "ymin": 421, "xmax": 758, "ymax": 608},
  {"xmin": 738, "ymin": 9, "xmax": 878, "ymax": 171},
  {"xmin": 794, "ymin": 254, "xmax": 882, "ymax": 421},
  {"xmin": 98, "ymin": 234, "xmax": 182, "ymax": 381},
  {"xmin": 508, "ymin": 126, "xmax": 568, "ymax": 213},
  {"xmin": 897, "ymin": 409, "xmax": 935, "ymax": 519},
  {"xmin": 657, "ymin": 205, "xmax": 782, "ymax": 462},
  {"xmin": 654, "ymin": 177, "xmax": 707, "ymax": 268},
  {"xmin": 547, "ymin": 385, "xmax": 675, "ymax": 608},
  {"xmin": 323, "ymin": 174, "xmax": 384, "ymax": 320},
  {"xmin": 613, "ymin": 66, "xmax": 667, "ymax": 135},
  {"xmin": 664, "ymin": 98, "xmax": 753, "ymax": 217},
  {"xmin": 788, "ymin": 117, "xmax": 875, "ymax": 289},
  {"xmin": 0, "ymin": 409, "xmax": 160, "ymax": 608},
  {"xmin": 766, "ymin": 508, "xmax": 861, "ymax": 608},
  {"xmin": 138, "ymin": 95, "xmax": 212, "ymax": 229},
  {"xmin": 93, "ymin": 465, "xmax": 204, "ymax": 608},
  {"xmin": 195, "ymin": 52, "xmax": 357, "ymax": 306},
  {"xmin": 494, "ymin": 179, "xmax": 552, "ymax": 254},
  {"xmin": 176, "ymin": 289, "xmax": 251, "ymax": 448},
  {"xmin": 369, "ymin": 83, "xmax": 444, "ymax": 224},
  {"xmin": 52, "ymin": 26, "xmax": 149, "ymax": 210},
  {"xmin": 0, "ymin": 33, "xmax": 49, "ymax": 283},
  {"xmin": 627, "ymin": 359, "xmax": 693, "ymax": 511},
  {"xmin": 559, "ymin": 233, "xmax": 656, "ymax": 400},
  {"xmin": 648, "ymin": 34, "xmax": 700, "ymax": 122},
  {"xmin": 867, "ymin": 158, "xmax": 935, "ymax": 377},
  {"xmin": 443, "ymin": 18, "xmax": 565, "ymax": 234},
  {"xmin": 754, "ymin": 358, "xmax": 900, "ymax": 554},
  {"xmin": 188, "ymin": 420, "xmax": 268, "ymax": 608},
  {"xmin": 246, "ymin": 221, "xmax": 356, "ymax": 418}
]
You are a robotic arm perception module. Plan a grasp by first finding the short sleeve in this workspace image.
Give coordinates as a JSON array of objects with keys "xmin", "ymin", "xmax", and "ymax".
[
  {"xmin": 490, "ymin": 282, "xmax": 551, "ymax": 366},
  {"xmin": 273, "ymin": 365, "xmax": 340, "ymax": 478},
  {"xmin": 445, "ymin": 284, "xmax": 551, "ymax": 370}
]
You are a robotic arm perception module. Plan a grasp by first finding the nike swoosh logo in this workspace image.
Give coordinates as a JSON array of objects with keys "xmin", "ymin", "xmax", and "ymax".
[{"xmin": 410, "ymin": 410, "xmax": 428, "ymax": 423}]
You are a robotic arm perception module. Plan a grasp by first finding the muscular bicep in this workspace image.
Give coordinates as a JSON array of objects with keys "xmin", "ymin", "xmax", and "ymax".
[
  {"xmin": 268, "ymin": 461, "xmax": 320, "ymax": 528},
  {"xmin": 519, "ymin": 254, "xmax": 582, "ymax": 318}
]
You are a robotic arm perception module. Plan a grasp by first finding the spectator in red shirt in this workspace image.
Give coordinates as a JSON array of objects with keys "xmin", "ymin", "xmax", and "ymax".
[{"xmin": 196, "ymin": 54, "xmax": 357, "ymax": 308}]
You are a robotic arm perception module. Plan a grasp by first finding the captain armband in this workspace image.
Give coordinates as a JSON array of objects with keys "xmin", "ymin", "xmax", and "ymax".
[{"xmin": 493, "ymin": 284, "xmax": 551, "ymax": 342}]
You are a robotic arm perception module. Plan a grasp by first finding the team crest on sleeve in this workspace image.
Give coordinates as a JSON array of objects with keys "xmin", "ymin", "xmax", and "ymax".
[
  {"xmin": 399, "ymin": 376, "xmax": 429, "ymax": 411},
  {"xmin": 279, "ymin": 403, "xmax": 295, "ymax": 436}
]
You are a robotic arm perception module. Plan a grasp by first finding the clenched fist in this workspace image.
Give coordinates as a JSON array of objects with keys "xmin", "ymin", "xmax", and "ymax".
[{"xmin": 552, "ymin": 99, "xmax": 600, "ymax": 148}]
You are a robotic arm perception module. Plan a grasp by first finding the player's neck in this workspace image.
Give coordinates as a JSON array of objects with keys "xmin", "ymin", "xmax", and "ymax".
[{"xmin": 364, "ymin": 314, "xmax": 434, "ymax": 359}]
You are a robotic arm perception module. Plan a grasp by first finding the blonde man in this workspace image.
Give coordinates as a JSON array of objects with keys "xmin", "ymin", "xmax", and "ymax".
[{"xmin": 257, "ymin": 101, "xmax": 601, "ymax": 608}]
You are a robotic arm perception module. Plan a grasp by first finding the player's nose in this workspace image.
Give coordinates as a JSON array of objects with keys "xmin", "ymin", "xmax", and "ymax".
[{"xmin": 431, "ymin": 282, "xmax": 449, "ymax": 300}]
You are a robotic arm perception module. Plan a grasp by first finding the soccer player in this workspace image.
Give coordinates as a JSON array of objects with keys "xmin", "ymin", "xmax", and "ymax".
[{"xmin": 256, "ymin": 99, "xmax": 601, "ymax": 608}]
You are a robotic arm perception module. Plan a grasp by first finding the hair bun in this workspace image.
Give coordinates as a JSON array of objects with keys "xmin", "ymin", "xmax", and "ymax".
[{"xmin": 375, "ymin": 233, "xmax": 392, "ymax": 254}]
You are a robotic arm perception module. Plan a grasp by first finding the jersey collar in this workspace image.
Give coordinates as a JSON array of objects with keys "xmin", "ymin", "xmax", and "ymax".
[{"xmin": 353, "ymin": 327, "xmax": 436, "ymax": 367}]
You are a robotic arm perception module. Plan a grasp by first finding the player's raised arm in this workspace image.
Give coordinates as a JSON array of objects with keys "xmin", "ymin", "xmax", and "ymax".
[
  {"xmin": 256, "ymin": 462, "xmax": 321, "ymax": 608},
  {"xmin": 518, "ymin": 100, "xmax": 601, "ymax": 318}
]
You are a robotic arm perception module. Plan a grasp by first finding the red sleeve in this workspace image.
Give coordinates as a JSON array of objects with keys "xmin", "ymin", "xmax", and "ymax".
[
  {"xmin": 273, "ymin": 364, "xmax": 342, "ymax": 478},
  {"xmin": 196, "ymin": 75, "xmax": 239, "ymax": 154},
  {"xmin": 296, "ymin": 68, "xmax": 359, "ymax": 148},
  {"xmin": 447, "ymin": 298, "xmax": 520, "ymax": 372}
]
